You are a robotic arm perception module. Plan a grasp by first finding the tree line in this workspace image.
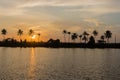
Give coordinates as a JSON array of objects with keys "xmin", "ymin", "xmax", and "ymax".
[
  {"xmin": 0, "ymin": 28, "xmax": 113, "ymax": 43},
  {"xmin": 1, "ymin": 28, "xmax": 41, "ymax": 42},
  {"xmin": 63, "ymin": 30, "xmax": 112, "ymax": 43}
]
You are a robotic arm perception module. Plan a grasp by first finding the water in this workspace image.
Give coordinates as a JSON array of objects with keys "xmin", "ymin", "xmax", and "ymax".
[{"xmin": 0, "ymin": 48, "xmax": 120, "ymax": 80}]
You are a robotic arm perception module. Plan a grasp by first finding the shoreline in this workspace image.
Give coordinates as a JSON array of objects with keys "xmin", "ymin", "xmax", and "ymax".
[{"xmin": 0, "ymin": 42, "xmax": 120, "ymax": 48}]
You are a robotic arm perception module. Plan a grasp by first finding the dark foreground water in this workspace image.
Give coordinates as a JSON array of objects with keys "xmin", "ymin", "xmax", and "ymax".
[{"xmin": 0, "ymin": 48, "xmax": 120, "ymax": 80}]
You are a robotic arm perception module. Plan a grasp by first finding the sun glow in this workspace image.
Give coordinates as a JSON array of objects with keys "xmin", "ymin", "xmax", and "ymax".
[{"xmin": 32, "ymin": 35, "xmax": 36, "ymax": 39}]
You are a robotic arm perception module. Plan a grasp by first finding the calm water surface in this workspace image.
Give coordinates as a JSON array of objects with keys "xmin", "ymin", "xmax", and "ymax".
[{"xmin": 0, "ymin": 48, "xmax": 120, "ymax": 80}]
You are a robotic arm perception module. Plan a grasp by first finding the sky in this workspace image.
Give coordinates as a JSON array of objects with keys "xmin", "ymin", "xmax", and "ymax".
[{"xmin": 0, "ymin": 0, "xmax": 120, "ymax": 42}]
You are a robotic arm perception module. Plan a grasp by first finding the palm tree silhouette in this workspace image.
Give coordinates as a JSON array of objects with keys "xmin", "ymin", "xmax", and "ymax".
[
  {"xmin": 71, "ymin": 33, "xmax": 78, "ymax": 42},
  {"xmin": 79, "ymin": 35, "xmax": 82, "ymax": 43},
  {"xmin": 29, "ymin": 29, "xmax": 34, "ymax": 41},
  {"xmin": 105, "ymin": 30, "xmax": 112, "ymax": 43},
  {"xmin": 93, "ymin": 30, "xmax": 98, "ymax": 37},
  {"xmin": 1, "ymin": 28, "xmax": 7, "ymax": 40},
  {"xmin": 17, "ymin": 29, "xmax": 23, "ymax": 41},
  {"xmin": 93, "ymin": 30, "xmax": 98, "ymax": 43},
  {"xmin": 63, "ymin": 30, "xmax": 67, "ymax": 42},
  {"xmin": 101, "ymin": 35, "xmax": 105, "ymax": 41},
  {"xmin": 37, "ymin": 33, "xmax": 41, "ymax": 42},
  {"xmin": 67, "ymin": 32, "xmax": 71, "ymax": 42},
  {"xmin": 82, "ymin": 35, "xmax": 87, "ymax": 43},
  {"xmin": 29, "ymin": 29, "xmax": 34, "ymax": 36},
  {"xmin": 82, "ymin": 31, "xmax": 89, "ymax": 43}
]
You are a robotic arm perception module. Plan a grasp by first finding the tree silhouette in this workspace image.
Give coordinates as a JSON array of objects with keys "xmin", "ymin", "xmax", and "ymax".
[
  {"xmin": 29, "ymin": 29, "xmax": 34, "ymax": 41},
  {"xmin": 17, "ymin": 29, "xmax": 23, "ymax": 42},
  {"xmin": 93, "ymin": 30, "xmax": 98, "ymax": 37},
  {"xmin": 101, "ymin": 35, "xmax": 105, "ymax": 41},
  {"xmin": 63, "ymin": 30, "xmax": 67, "ymax": 42},
  {"xmin": 105, "ymin": 30, "xmax": 112, "ymax": 43},
  {"xmin": 88, "ymin": 36, "xmax": 95, "ymax": 44},
  {"xmin": 67, "ymin": 32, "xmax": 71, "ymax": 42},
  {"xmin": 79, "ymin": 35, "xmax": 82, "ymax": 43},
  {"xmin": 29, "ymin": 29, "xmax": 34, "ymax": 36},
  {"xmin": 71, "ymin": 33, "xmax": 78, "ymax": 42},
  {"xmin": 82, "ymin": 31, "xmax": 89, "ymax": 43},
  {"xmin": 93, "ymin": 30, "xmax": 98, "ymax": 43},
  {"xmin": 37, "ymin": 33, "xmax": 41, "ymax": 42},
  {"xmin": 1, "ymin": 28, "xmax": 7, "ymax": 40},
  {"xmin": 82, "ymin": 35, "xmax": 87, "ymax": 43}
]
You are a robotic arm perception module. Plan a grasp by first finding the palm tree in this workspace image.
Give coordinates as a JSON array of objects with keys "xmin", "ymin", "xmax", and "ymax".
[
  {"xmin": 93, "ymin": 30, "xmax": 98, "ymax": 43},
  {"xmin": 104, "ymin": 30, "xmax": 112, "ymax": 43},
  {"xmin": 17, "ymin": 29, "xmax": 23, "ymax": 41},
  {"xmin": 29, "ymin": 29, "xmax": 34, "ymax": 41},
  {"xmin": 63, "ymin": 30, "xmax": 67, "ymax": 42},
  {"xmin": 29, "ymin": 29, "xmax": 34, "ymax": 36},
  {"xmin": 93, "ymin": 30, "xmax": 98, "ymax": 38},
  {"xmin": 71, "ymin": 33, "xmax": 78, "ymax": 42},
  {"xmin": 79, "ymin": 35, "xmax": 82, "ymax": 43},
  {"xmin": 1, "ymin": 28, "xmax": 7, "ymax": 40},
  {"xmin": 83, "ymin": 31, "xmax": 89, "ymax": 36},
  {"xmin": 37, "ymin": 33, "xmax": 41, "ymax": 42},
  {"xmin": 82, "ymin": 35, "xmax": 87, "ymax": 43},
  {"xmin": 67, "ymin": 32, "xmax": 71, "ymax": 42},
  {"xmin": 101, "ymin": 35, "xmax": 105, "ymax": 41},
  {"xmin": 82, "ymin": 31, "xmax": 89, "ymax": 43}
]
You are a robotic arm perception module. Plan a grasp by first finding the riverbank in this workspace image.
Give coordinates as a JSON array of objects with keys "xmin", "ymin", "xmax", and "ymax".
[{"xmin": 0, "ymin": 41, "xmax": 120, "ymax": 48}]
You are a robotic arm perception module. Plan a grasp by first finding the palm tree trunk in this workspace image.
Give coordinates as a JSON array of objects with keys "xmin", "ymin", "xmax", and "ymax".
[
  {"xmin": 38, "ymin": 36, "xmax": 40, "ymax": 42},
  {"xmin": 79, "ymin": 39, "xmax": 81, "ymax": 43},
  {"xmin": 85, "ymin": 40, "xmax": 86, "ymax": 44},
  {"xmin": 19, "ymin": 36, "xmax": 21, "ymax": 42},
  {"xmin": 69, "ymin": 35, "xmax": 71, "ymax": 43},
  {"xmin": 107, "ymin": 38, "xmax": 109, "ymax": 43},
  {"xmin": 64, "ymin": 34, "xmax": 66, "ymax": 43}
]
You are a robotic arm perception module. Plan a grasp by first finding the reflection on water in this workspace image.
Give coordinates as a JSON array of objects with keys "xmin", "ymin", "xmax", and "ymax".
[
  {"xmin": 28, "ymin": 48, "xmax": 36, "ymax": 80},
  {"xmin": 0, "ymin": 48, "xmax": 120, "ymax": 80},
  {"xmin": 0, "ymin": 48, "xmax": 7, "ymax": 69}
]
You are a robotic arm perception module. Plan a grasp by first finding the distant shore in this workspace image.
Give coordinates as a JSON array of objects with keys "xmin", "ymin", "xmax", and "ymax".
[
  {"xmin": 0, "ymin": 41, "xmax": 120, "ymax": 48},
  {"xmin": 0, "ymin": 29, "xmax": 118, "ymax": 48}
]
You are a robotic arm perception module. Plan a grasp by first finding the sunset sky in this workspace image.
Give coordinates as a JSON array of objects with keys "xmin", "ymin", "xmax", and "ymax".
[{"xmin": 0, "ymin": 0, "xmax": 120, "ymax": 42}]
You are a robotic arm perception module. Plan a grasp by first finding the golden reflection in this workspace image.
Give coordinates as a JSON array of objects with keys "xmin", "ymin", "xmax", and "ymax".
[{"xmin": 28, "ymin": 48, "xmax": 36, "ymax": 80}]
